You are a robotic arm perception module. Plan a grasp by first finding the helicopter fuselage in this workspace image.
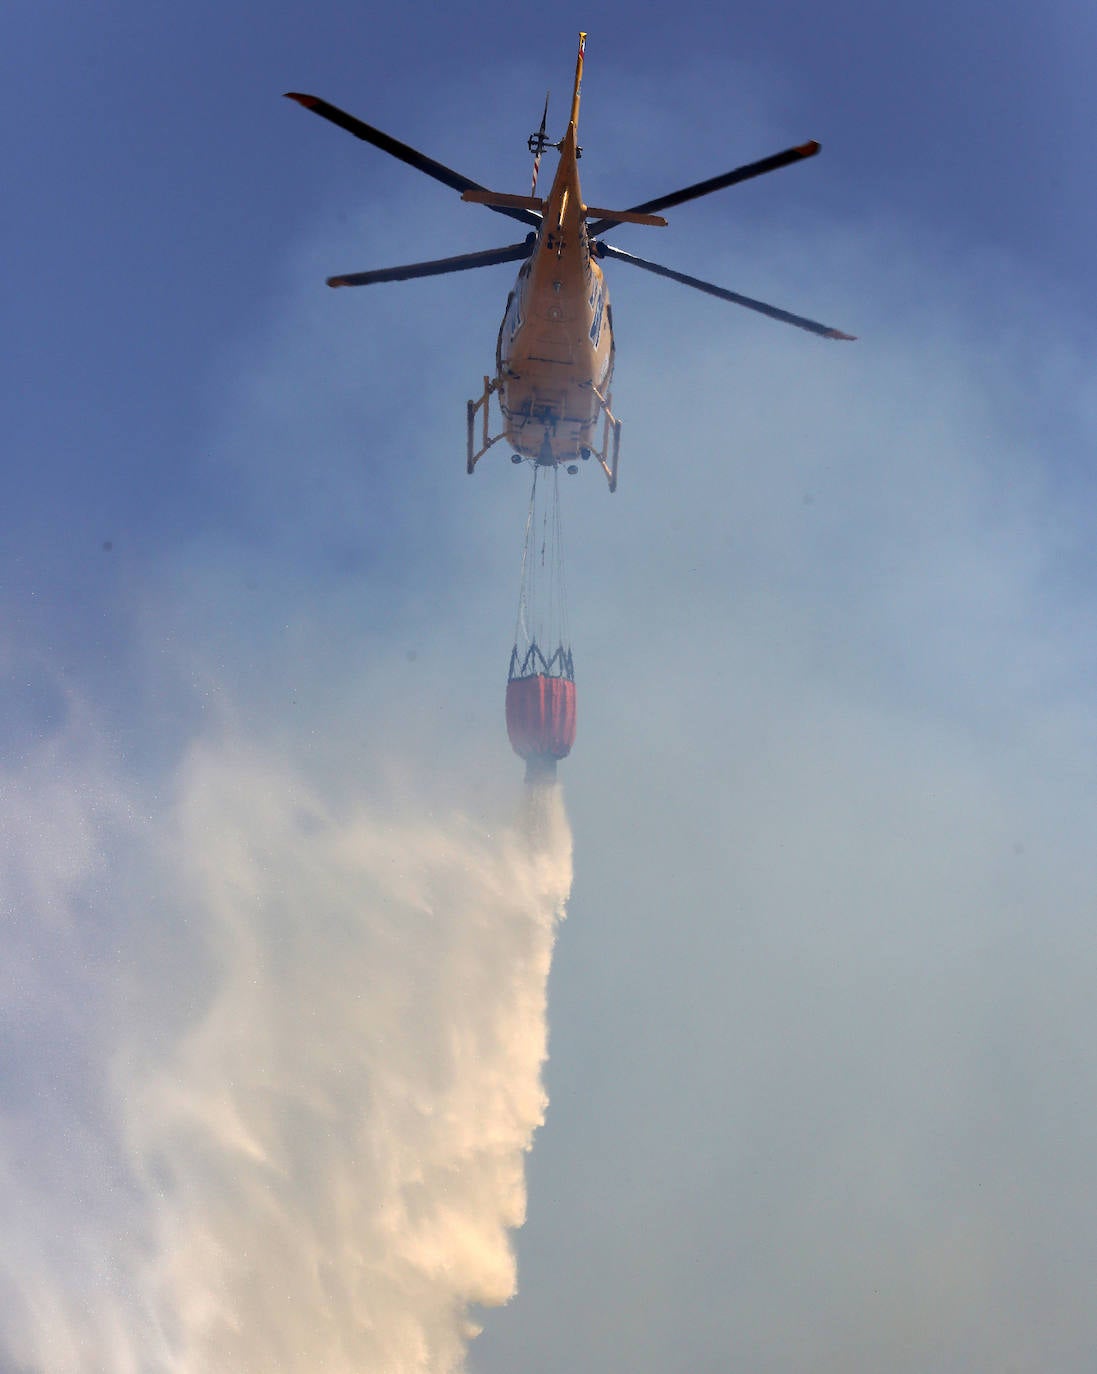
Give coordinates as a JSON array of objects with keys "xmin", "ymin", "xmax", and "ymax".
[{"xmin": 495, "ymin": 127, "xmax": 614, "ymax": 468}]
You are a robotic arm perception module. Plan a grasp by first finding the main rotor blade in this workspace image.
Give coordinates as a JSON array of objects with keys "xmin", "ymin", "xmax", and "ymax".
[
  {"xmin": 328, "ymin": 241, "xmax": 533, "ymax": 288},
  {"xmin": 597, "ymin": 242, "xmax": 855, "ymax": 340},
  {"xmin": 586, "ymin": 141, "xmax": 820, "ymax": 237},
  {"xmin": 285, "ymin": 92, "xmax": 542, "ymax": 229}
]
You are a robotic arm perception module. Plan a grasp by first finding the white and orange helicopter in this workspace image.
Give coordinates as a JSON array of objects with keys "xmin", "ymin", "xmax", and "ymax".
[{"xmin": 286, "ymin": 32, "xmax": 853, "ymax": 492}]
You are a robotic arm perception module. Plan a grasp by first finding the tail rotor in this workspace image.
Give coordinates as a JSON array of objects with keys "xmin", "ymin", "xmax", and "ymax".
[{"xmin": 528, "ymin": 91, "xmax": 551, "ymax": 194}]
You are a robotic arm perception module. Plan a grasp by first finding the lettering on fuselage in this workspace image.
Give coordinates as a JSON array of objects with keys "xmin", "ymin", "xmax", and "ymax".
[{"xmin": 588, "ymin": 282, "xmax": 605, "ymax": 346}]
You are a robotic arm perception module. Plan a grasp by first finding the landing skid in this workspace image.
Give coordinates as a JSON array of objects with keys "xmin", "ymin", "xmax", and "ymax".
[{"xmin": 466, "ymin": 374, "xmax": 622, "ymax": 492}]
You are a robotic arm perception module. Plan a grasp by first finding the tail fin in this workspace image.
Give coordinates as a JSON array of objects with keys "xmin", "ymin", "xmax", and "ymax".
[{"xmin": 569, "ymin": 32, "xmax": 587, "ymax": 131}]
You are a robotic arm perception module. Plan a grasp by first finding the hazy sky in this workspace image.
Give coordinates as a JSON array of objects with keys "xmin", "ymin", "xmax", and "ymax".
[{"xmin": 4, "ymin": 2, "xmax": 1097, "ymax": 1371}]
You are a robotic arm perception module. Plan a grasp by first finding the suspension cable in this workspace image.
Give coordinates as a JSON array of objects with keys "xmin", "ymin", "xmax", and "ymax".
[{"xmin": 510, "ymin": 463, "xmax": 571, "ymax": 679}]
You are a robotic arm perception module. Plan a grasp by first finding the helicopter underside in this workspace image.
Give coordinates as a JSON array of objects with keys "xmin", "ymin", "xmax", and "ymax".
[
  {"xmin": 500, "ymin": 365, "xmax": 610, "ymax": 467},
  {"xmin": 491, "ymin": 249, "xmax": 616, "ymax": 468},
  {"xmin": 498, "ymin": 349, "xmax": 612, "ymax": 467},
  {"xmin": 468, "ymin": 323, "xmax": 622, "ymax": 490}
]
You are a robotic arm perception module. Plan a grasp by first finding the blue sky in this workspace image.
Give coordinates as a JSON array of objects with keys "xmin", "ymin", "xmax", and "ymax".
[{"xmin": 4, "ymin": 2, "xmax": 1097, "ymax": 1370}]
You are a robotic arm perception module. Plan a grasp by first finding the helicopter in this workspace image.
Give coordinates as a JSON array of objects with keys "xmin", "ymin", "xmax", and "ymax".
[{"xmin": 285, "ymin": 32, "xmax": 854, "ymax": 493}]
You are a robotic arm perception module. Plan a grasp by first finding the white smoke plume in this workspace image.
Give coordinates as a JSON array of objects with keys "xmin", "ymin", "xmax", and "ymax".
[{"xmin": 0, "ymin": 713, "xmax": 571, "ymax": 1373}]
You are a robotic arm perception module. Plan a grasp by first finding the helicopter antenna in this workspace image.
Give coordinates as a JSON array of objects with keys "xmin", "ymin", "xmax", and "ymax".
[{"xmin": 528, "ymin": 91, "xmax": 550, "ymax": 194}]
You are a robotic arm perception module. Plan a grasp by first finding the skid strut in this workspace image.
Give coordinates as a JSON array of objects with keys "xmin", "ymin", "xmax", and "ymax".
[
  {"xmin": 467, "ymin": 374, "xmax": 504, "ymax": 474},
  {"xmin": 589, "ymin": 382, "xmax": 622, "ymax": 492}
]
